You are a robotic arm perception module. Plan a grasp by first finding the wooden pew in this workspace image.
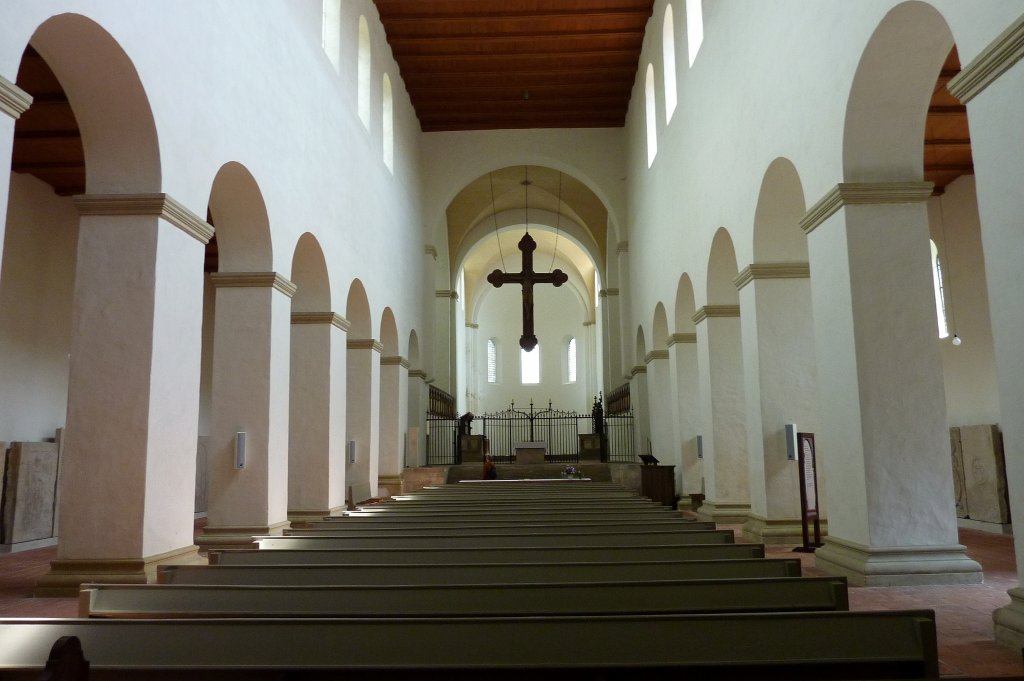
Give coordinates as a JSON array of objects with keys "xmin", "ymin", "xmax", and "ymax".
[
  {"xmin": 254, "ymin": 528, "xmax": 735, "ymax": 549},
  {"xmin": 285, "ymin": 520, "xmax": 716, "ymax": 536},
  {"xmin": 0, "ymin": 610, "xmax": 940, "ymax": 680},
  {"xmin": 158, "ymin": 557, "xmax": 803, "ymax": 586},
  {"xmin": 80, "ymin": 576, "xmax": 850, "ymax": 618},
  {"xmin": 209, "ymin": 543, "xmax": 766, "ymax": 565},
  {"xmin": 332, "ymin": 509, "xmax": 682, "ymax": 522}
]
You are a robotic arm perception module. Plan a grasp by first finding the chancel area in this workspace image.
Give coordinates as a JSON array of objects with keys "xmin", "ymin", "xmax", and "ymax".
[{"xmin": 1, "ymin": 0, "xmax": 1024, "ymax": 676}]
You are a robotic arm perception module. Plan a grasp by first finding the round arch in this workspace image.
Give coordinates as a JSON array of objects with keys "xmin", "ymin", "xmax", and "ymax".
[
  {"xmin": 208, "ymin": 162, "xmax": 272, "ymax": 272},
  {"xmin": 674, "ymin": 273, "xmax": 697, "ymax": 334},
  {"xmin": 752, "ymin": 157, "xmax": 808, "ymax": 262},
  {"xmin": 29, "ymin": 13, "xmax": 161, "ymax": 193},
  {"xmin": 843, "ymin": 1, "xmax": 954, "ymax": 181},
  {"xmin": 345, "ymin": 279, "xmax": 372, "ymax": 340},
  {"xmin": 707, "ymin": 227, "xmax": 740, "ymax": 305},
  {"xmin": 379, "ymin": 307, "xmax": 399, "ymax": 356},
  {"xmin": 290, "ymin": 232, "xmax": 331, "ymax": 313},
  {"xmin": 652, "ymin": 302, "xmax": 669, "ymax": 351}
]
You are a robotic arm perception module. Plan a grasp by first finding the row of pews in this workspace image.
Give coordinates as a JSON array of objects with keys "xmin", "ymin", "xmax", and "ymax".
[{"xmin": 1, "ymin": 479, "xmax": 940, "ymax": 679}]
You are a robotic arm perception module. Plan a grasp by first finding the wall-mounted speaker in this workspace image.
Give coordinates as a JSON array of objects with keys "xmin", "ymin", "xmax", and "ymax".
[
  {"xmin": 234, "ymin": 432, "xmax": 246, "ymax": 469},
  {"xmin": 785, "ymin": 423, "xmax": 798, "ymax": 461},
  {"xmin": 695, "ymin": 434, "xmax": 703, "ymax": 459},
  {"xmin": 347, "ymin": 440, "xmax": 356, "ymax": 464}
]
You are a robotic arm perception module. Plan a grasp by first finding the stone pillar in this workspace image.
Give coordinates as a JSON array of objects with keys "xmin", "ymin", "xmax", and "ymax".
[
  {"xmin": 693, "ymin": 306, "xmax": 750, "ymax": 523},
  {"xmin": 644, "ymin": 349, "xmax": 675, "ymax": 467},
  {"xmin": 378, "ymin": 354, "xmax": 409, "ymax": 495},
  {"xmin": 0, "ymin": 75, "xmax": 32, "ymax": 269},
  {"xmin": 36, "ymin": 194, "xmax": 210, "ymax": 595},
  {"xmin": 600, "ymin": 288, "xmax": 623, "ymax": 390},
  {"xmin": 630, "ymin": 364, "xmax": 650, "ymax": 456},
  {"xmin": 801, "ymin": 182, "xmax": 982, "ymax": 585},
  {"xmin": 668, "ymin": 333, "xmax": 702, "ymax": 499},
  {"xmin": 406, "ymin": 369, "xmax": 428, "ymax": 468},
  {"xmin": 948, "ymin": 22, "xmax": 1024, "ymax": 641},
  {"xmin": 347, "ymin": 338, "xmax": 381, "ymax": 503},
  {"xmin": 432, "ymin": 290, "xmax": 456, "ymax": 395},
  {"xmin": 287, "ymin": 312, "xmax": 349, "ymax": 521},
  {"xmin": 583, "ymin": 320, "xmax": 598, "ymax": 401},
  {"xmin": 736, "ymin": 264, "xmax": 826, "ymax": 543},
  {"xmin": 196, "ymin": 272, "xmax": 295, "ymax": 551}
]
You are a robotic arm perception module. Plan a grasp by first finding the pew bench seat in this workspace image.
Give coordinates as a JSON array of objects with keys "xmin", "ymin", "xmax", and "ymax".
[
  {"xmin": 81, "ymin": 576, "xmax": 849, "ymax": 618},
  {"xmin": 0, "ymin": 610, "xmax": 939, "ymax": 680},
  {"xmin": 158, "ymin": 557, "xmax": 802, "ymax": 586},
  {"xmin": 209, "ymin": 543, "xmax": 767, "ymax": 565}
]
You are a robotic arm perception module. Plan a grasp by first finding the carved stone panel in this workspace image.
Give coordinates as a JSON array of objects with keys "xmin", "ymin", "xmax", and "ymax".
[{"xmin": 1, "ymin": 442, "xmax": 59, "ymax": 544}]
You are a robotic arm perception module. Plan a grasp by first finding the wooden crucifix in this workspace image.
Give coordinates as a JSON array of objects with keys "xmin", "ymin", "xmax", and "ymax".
[{"xmin": 487, "ymin": 232, "xmax": 568, "ymax": 352}]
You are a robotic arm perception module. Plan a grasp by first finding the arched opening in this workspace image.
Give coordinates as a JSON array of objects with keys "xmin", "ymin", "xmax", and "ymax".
[
  {"xmin": 357, "ymin": 16, "xmax": 371, "ymax": 130},
  {"xmin": 288, "ymin": 233, "xmax": 345, "ymax": 519},
  {"xmin": 742, "ymin": 157, "xmax": 824, "ymax": 544},
  {"xmin": 662, "ymin": 5, "xmax": 678, "ymax": 123},
  {"xmin": 807, "ymin": 1, "xmax": 987, "ymax": 584},
  {"xmin": 198, "ymin": 161, "xmax": 289, "ymax": 551},
  {"xmin": 673, "ymin": 274, "xmax": 702, "ymax": 499},
  {"xmin": 377, "ymin": 306, "xmax": 405, "ymax": 493},
  {"xmin": 406, "ymin": 329, "xmax": 426, "ymax": 468},
  {"xmin": 345, "ymin": 279, "xmax": 378, "ymax": 504},
  {"xmin": 382, "ymin": 73, "xmax": 394, "ymax": 173},
  {"xmin": 695, "ymin": 227, "xmax": 749, "ymax": 523},
  {"xmin": 644, "ymin": 64, "xmax": 658, "ymax": 167},
  {"xmin": 646, "ymin": 302, "xmax": 675, "ymax": 473}
]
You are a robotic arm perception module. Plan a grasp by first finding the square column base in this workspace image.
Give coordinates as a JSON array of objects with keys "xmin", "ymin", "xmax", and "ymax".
[
  {"xmin": 195, "ymin": 521, "xmax": 289, "ymax": 553},
  {"xmin": 994, "ymin": 587, "xmax": 1024, "ymax": 649},
  {"xmin": 377, "ymin": 476, "xmax": 403, "ymax": 497},
  {"xmin": 287, "ymin": 507, "xmax": 346, "ymax": 525},
  {"xmin": 814, "ymin": 535, "xmax": 983, "ymax": 586},
  {"xmin": 742, "ymin": 514, "xmax": 829, "ymax": 545},
  {"xmin": 34, "ymin": 545, "xmax": 203, "ymax": 597},
  {"xmin": 695, "ymin": 500, "xmax": 750, "ymax": 524}
]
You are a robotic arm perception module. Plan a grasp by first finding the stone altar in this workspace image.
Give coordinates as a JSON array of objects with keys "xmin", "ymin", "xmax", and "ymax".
[{"xmin": 514, "ymin": 441, "xmax": 546, "ymax": 464}]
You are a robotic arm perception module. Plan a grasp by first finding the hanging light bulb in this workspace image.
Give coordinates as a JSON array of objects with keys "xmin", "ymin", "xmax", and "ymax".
[{"xmin": 951, "ymin": 334, "xmax": 962, "ymax": 346}]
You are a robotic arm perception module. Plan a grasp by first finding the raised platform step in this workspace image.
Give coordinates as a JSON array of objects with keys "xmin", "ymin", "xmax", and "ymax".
[{"xmin": 446, "ymin": 463, "xmax": 614, "ymax": 483}]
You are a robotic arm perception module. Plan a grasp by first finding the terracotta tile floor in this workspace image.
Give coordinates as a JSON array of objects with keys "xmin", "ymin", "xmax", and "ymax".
[{"xmin": 1, "ymin": 526, "xmax": 1022, "ymax": 677}]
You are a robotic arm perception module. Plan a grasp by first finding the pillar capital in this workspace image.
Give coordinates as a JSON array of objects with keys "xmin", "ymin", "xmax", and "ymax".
[
  {"xmin": 644, "ymin": 349, "xmax": 669, "ymax": 364},
  {"xmin": 692, "ymin": 305, "xmax": 740, "ymax": 324},
  {"xmin": 666, "ymin": 332, "xmax": 697, "ymax": 346},
  {"xmin": 734, "ymin": 262, "xmax": 810, "ymax": 290},
  {"xmin": 347, "ymin": 338, "xmax": 383, "ymax": 353},
  {"xmin": 947, "ymin": 14, "xmax": 1024, "ymax": 104},
  {"xmin": 290, "ymin": 311, "xmax": 350, "ymax": 331},
  {"xmin": 209, "ymin": 272, "xmax": 297, "ymax": 297},
  {"xmin": 598, "ymin": 288, "xmax": 619, "ymax": 298},
  {"xmin": 381, "ymin": 355, "xmax": 410, "ymax": 368},
  {"xmin": 800, "ymin": 182, "xmax": 933, "ymax": 235},
  {"xmin": 73, "ymin": 193, "xmax": 214, "ymax": 244},
  {"xmin": 630, "ymin": 364, "xmax": 647, "ymax": 377},
  {"xmin": 0, "ymin": 74, "xmax": 32, "ymax": 119}
]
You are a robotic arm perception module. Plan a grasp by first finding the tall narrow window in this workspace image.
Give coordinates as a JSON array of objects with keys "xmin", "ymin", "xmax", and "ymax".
[
  {"xmin": 662, "ymin": 5, "xmax": 678, "ymax": 123},
  {"xmin": 931, "ymin": 240, "xmax": 950, "ymax": 338},
  {"xmin": 357, "ymin": 16, "xmax": 371, "ymax": 129},
  {"xmin": 321, "ymin": 1, "xmax": 341, "ymax": 72},
  {"xmin": 382, "ymin": 73, "xmax": 394, "ymax": 173},
  {"xmin": 566, "ymin": 337, "xmax": 577, "ymax": 383},
  {"xmin": 645, "ymin": 64, "xmax": 657, "ymax": 168},
  {"xmin": 686, "ymin": 0, "xmax": 704, "ymax": 67},
  {"xmin": 521, "ymin": 346, "xmax": 540, "ymax": 384},
  {"xmin": 487, "ymin": 339, "xmax": 498, "ymax": 383}
]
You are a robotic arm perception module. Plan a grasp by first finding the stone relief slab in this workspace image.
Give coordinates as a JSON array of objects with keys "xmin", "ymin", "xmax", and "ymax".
[
  {"xmin": 1, "ymin": 442, "xmax": 59, "ymax": 544},
  {"xmin": 960, "ymin": 424, "xmax": 1010, "ymax": 524},
  {"xmin": 949, "ymin": 428, "xmax": 967, "ymax": 518}
]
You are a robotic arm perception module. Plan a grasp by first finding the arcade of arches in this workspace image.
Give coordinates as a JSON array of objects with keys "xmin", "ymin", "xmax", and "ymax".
[{"xmin": 1, "ymin": 0, "xmax": 1024, "ymax": 650}]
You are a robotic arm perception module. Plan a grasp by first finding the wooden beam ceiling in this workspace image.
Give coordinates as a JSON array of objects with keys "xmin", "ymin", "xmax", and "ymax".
[{"xmin": 373, "ymin": 0, "xmax": 655, "ymax": 131}]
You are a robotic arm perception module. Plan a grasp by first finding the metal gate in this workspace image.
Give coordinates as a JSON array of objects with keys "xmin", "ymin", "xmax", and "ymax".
[{"xmin": 426, "ymin": 400, "xmax": 634, "ymax": 465}]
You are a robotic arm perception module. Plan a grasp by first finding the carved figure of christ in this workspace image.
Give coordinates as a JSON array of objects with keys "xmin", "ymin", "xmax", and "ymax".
[{"xmin": 487, "ymin": 232, "xmax": 568, "ymax": 352}]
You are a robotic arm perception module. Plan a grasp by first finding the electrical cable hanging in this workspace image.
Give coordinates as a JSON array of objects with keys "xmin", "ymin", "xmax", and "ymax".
[
  {"xmin": 937, "ymin": 195, "xmax": 961, "ymax": 345},
  {"xmin": 548, "ymin": 171, "xmax": 563, "ymax": 273},
  {"xmin": 488, "ymin": 171, "xmax": 507, "ymax": 272}
]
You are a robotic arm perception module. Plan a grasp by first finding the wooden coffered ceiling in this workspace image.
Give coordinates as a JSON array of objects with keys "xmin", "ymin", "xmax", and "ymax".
[{"xmin": 372, "ymin": 0, "xmax": 656, "ymax": 131}]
